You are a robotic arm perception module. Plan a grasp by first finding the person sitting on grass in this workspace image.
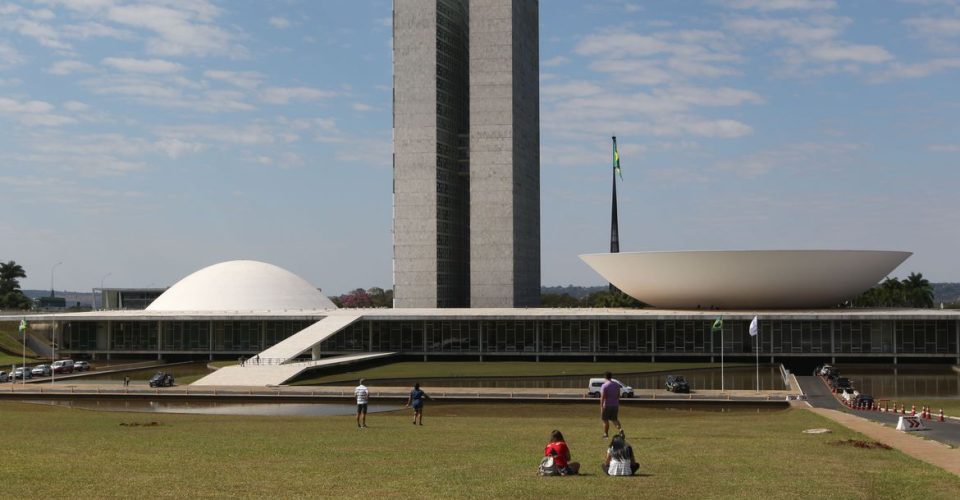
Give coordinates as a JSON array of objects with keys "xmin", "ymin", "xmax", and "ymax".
[
  {"xmin": 602, "ymin": 432, "xmax": 639, "ymax": 476},
  {"xmin": 544, "ymin": 430, "xmax": 580, "ymax": 476}
]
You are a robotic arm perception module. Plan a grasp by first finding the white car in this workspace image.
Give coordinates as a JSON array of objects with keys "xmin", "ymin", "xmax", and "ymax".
[
  {"xmin": 587, "ymin": 378, "xmax": 634, "ymax": 398},
  {"xmin": 839, "ymin": 387, "xmax": 859, "ymax": 402}
]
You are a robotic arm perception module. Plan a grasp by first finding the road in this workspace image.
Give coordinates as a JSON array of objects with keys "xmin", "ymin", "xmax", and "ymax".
[{"xmin": 796, "ymin": 375, "xmax": 960, "ymax": 448}]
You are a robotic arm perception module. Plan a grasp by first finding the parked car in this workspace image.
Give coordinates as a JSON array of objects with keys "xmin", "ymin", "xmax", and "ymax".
[
  {"xmin": 11, "ymin": 367, "xmax": 33, "ymax": 380},
  {"xmin": 148, "ymin": 372, "xmax": 175, "ymax": 388},
  {"xmin": 587, "ymin": 378, "xmax": 634, "ymax": 398},
  {"xmin": 0, "ymin": 371, "xmax": 8, "ymax": 383},
  {"xmin": 73, "ymin": 361, "xmax": 91, "ymax": 372},
  {"xmin": 665, "ymin": 375, "xmax": 691, "ymax": 393},
  {"xmin": 51, "ymin": 359, "xmax": 75, "ymax": 374},
  {"xmin": 833, "ymin": 377, "xmax": 852, "ymax": 390},
  {"xmin": 839, "ymin": 387, "xmax": 859, "ymax": 402},
  {"xmin": 818, "ymin": 365, "xmax": 836, "ymax": 377},
  {"xmin": 853, "ymin": 394, "xmax": 874, "ymax": 408},
  {"xmin": 31, "ymin": 364, "xmax": 52, "ymax": 377}
]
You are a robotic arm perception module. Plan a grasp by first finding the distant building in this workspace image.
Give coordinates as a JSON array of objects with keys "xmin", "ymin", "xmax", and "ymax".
[
  {"xmin": 97, "ymin": 288, "xmax": 167, "ymax": 310},
  {"xmin": 35, "ymin": 296, "xmax": 66, "ymax": 309},
  {"xmin": 393, "ymin": 0, "xmax": 540, "ymax": 308}
]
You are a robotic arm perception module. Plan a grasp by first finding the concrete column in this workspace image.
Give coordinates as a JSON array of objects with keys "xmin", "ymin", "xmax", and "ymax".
[
  {"xmin": 106, "ymin": 321, "xmax": 112, "ymax": 361},
  {"xmin": 535, "ymin": 321, "xmax": 540, "ymax": 362},
  {"xmin": 423, "ymin": 320, "xmax": 427, "ymax": 361},
  {"xmin": 479, "ymin": 321, "xmax": 484, "ymax": 362},
  {"xmin": 260, "ymin": 320, "xmax": 265, "ymax": 351},
  {"xmin": 830, "ymin": 320, "xmax": 836, "ymax": 363},
  {"xmin": 157, "ymin": 321, "xmax": 162, "ymax": 361},
  {"xmin": 955, "ymin": 319, "xmax": 959, "ymax": 364},
  {"xmin": 368, "ymin": 321, "xmax": 373, "ymax": 352},
  {"xmin": 312, "ymin": 344, "xmax": 321, "ymax": 361},
  {"xmin": 208, "ymin": 320, "xmax": 213, "ymax": 360}
]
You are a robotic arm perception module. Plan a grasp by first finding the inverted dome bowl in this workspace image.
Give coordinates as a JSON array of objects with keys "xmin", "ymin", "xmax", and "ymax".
[{"xmin": 579, "ymin": 250, "xmax": 911, "ymax": 309}]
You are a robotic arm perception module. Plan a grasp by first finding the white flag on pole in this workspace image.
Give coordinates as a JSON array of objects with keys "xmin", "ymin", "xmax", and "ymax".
[{"xmin": 749, "ymin": 316, "xmax": 758, "ymax": 337}]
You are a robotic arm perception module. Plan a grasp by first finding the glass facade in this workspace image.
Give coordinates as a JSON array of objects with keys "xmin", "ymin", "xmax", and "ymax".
[{"xmin": 60, "ymin": 317, "xmax": 960, "ymax": 359}]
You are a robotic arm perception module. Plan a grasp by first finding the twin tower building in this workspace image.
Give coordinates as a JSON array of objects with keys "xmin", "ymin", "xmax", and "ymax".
[{"xmin": 393, "ymin": 0, "xmax": 540, "ymax": 308}]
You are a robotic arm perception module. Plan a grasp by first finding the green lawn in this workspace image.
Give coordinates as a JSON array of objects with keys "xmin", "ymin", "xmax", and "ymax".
[
  {"xmin": 290, "ymin": 361, "xmax": 749, "ymax": 385},
  {"xmin": 0, "ymin": 324, "xmax": 38, "ymax": 359},
  {"xmin": 0, "ymin": 352, "xmax": 40, "ymax": 367},
  {"xmin": 2, "ymin": 402, "xmax": 956, "ymax": 498}
]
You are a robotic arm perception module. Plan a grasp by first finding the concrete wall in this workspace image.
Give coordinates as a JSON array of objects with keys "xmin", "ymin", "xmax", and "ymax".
[
  {"xmin": 469, "ymin": 0, "xmax": 540, "ymax": 307},
  {"xmin": 393, "ymin": 0, "xmax": 440, "ymax": 308}
]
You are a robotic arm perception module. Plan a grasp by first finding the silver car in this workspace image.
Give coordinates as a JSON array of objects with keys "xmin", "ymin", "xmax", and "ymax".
[
  {"xmin": 11, "ymin": 367, "xmax": 32, "ymax": 380},
  {"xmin": 32, "ymin": 364, "xmax": 52, "ymax": 377},
  {"xmin": 0, "ymin": 371, "xmax": 8, "ymax": 383}
]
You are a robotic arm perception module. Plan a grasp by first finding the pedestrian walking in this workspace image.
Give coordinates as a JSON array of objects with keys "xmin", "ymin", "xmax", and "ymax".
[
  {"xmin": 124, "ymin": 375, "xmax": 130, "ymax": 387},
  {"xmin": 405, "ymin": 382, "xmax": 430, "ymax": 425},
  {"xmin": 239, "ymin": 356, "xmax": 245, "ymax": 367},
  {"xmin": 355, "ymin": 378, "xmax": 369, "ymax": 428},
  {"xmin": 254, "ymin": 354, "xmax": 260, "ymax": 365},
  {"xmin": 600, "ymin": 371, "xmax": 623, "ymax": 438}
]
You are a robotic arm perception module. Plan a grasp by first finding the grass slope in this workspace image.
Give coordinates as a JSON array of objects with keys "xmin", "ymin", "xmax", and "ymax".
[
  {"xmin": 1, "ymin": 402, "xmax": 957, "ymax": 498},
  {"xmin": 290, "ymin": 361, "xmax": 749, "ymax": 385}
]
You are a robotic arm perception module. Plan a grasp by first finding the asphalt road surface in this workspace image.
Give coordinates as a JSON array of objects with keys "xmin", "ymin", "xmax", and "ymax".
[{"xmin": 796, "ymin": 375, "xmax": 960, "ymax": 448}]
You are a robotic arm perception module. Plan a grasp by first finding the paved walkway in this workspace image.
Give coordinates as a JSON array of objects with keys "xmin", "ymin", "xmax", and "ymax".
[
  {"xmin": 794, "ymin": 375, "xmax": 960, "ymax": 476},
  {"xmin": 191, "ymin": 352, "xmax": 394, "ymax": 386},
  {"xmin": 808, "ymin": 407, "xmax": 960, "ymax": 476}
]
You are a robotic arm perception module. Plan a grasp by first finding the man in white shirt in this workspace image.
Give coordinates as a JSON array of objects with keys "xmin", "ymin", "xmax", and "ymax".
[{"xmin": 354, "ymin": 378, "xmax": 369, "ymax": 428}]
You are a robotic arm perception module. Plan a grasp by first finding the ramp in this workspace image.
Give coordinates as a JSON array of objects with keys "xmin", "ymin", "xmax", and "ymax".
[
  {"xmin": 257, "ymin": 314, "xmax": 362, "ymax": 363},
  {"xmin": 192, "ymin": 352, "xmax": 395, "ymax": 386}
]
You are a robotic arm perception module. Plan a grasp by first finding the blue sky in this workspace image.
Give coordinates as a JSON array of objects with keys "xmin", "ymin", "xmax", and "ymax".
[{"xmin": 2, "ymin": 0, "xmax": 959, "ymax": 294}]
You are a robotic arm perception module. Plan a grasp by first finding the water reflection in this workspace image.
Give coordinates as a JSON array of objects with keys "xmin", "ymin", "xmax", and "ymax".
[
  {"xmin": 316, "ymin": 366, "xmax": 787, "ymax": 391},
  {"xmin": 28, "ymin": 399, "xmax": 400, "ymax": 416},
  {"xmin": 835, "ymin": 366, "xmax": 959, "ymax": 398}
]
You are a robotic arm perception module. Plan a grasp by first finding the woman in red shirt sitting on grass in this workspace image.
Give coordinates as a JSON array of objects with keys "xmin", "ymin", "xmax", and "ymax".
[{"xmin": 544, "ymin": 430, "xmax": 580, "ymax": 475}]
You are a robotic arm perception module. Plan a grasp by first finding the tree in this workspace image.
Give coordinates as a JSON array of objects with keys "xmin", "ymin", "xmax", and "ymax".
[
  {"xmin": 366, "ymin": 287, "xmax": 393, "ymax": 308},
  {"xmin": 541, "ymin": 293, "xmax": 581, "ymax": 308},
  {"xmin": 337, "ymin": 288, "xmax": 374, "ymax": 308},
  {"xmin": 903, "ymin": 272, "xmax": 934, "ymax": 308},
  {"xmin": 0, "ymin": 260, "xmax": 31, "ymax": 310},
  {"xmin": 584, "ymin": 289, "xmax": 645, "ymax": 308}
]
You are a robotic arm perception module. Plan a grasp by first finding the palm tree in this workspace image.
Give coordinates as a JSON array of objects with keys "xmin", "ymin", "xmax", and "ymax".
[
  {"xmin": 0, "ymin": 260, "xmax": 27, "ymax": 294},
  {"xmin": 903, "ymin": 272, "xmax": 934, "ymax": 308}
]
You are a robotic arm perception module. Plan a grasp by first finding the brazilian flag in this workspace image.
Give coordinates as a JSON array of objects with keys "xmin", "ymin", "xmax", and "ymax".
[
  {"xmin": 613, "ymin": 136, "xmax": 622, "ymax": 180},
  {"xmin": 19, "ymin": 318, "xmax": 27, "ymax": 335},
  {"xmin": 711, "ymin": 317, "xmax": 723, "ymax": 334}
]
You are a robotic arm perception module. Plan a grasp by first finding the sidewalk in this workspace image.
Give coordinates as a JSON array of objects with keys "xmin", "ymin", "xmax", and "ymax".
[{"xmin": 808, "ymin": 407, "xmax": 960, "ymax": 476}]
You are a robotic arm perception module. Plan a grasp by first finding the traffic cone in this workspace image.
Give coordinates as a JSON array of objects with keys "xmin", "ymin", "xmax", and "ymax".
[
  {"xmin": 911, "ymin": 405, "xmax": 916, "ymax": 416},
  {"xmin": 923, "ymin": 407, "xmax": 928, "ymax": 419},
  {"xmin": 939, "ymin": 409, "xmax": 945, "ymax": 422}
]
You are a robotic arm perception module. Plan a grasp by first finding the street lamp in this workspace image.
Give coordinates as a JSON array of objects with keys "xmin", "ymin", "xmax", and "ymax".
[
  {"xmin": 50, "ymin": 261, "xmax": 62, "ymax": 298},
  {"xmin": 100, "ymin": 272, "xmax": 112, "ymax": 310}
]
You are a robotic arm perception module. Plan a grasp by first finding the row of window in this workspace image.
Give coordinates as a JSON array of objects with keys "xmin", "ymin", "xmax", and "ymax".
[{"xmin": 60, "ymin": 319, "xmax": 960, "ymax": 355}]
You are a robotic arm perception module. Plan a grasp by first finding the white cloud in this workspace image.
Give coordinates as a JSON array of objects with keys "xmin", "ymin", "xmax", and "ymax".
[
  {"xmin": 352, "ymin": 103, "xmax": 373, "ymax": 112},
  {"xmin": 0, "ymin": 43, "xmax": 24, "ymax": 68},
  {"xmin": 0, "ymin": 97, "xmax": 75, "ymax": 127},
  {"xmin": 261, "ymin": 86, "xmax": 337, "ymax": 104},
  {"xmin": 872, "ymin": 58, "xmax": 960, "ymax": 80},
  {"xmin": 904, "ymin": 17, "xmax": 960, "ymax": 37},
  {"xmin": 542, "ymin": 56, "xmax": 569, "ymax": 67},
  {"xmin": 203, "ymin": 69, "xmax": 263, "ymax": 89},
  {"xmin": 541, "ymin": 81, "xmax": 604, "ymax": 99},
  {"xmin": 104, "ymin": 3, "xmax": 238, "ymax": 57},
  {"xmin": 269, "ymin": 16, "xmax": 290, "ymax": 29},
  {"xmin": 720, "ymin": 0, "xmax": 837, "ymax": 10},
  {"xmin": 806, "ymin": 43, "xmax": 893, "ymax": 63},
  {"xmin": 47, "ymin": 59, "xmax": 94, "ymax": 75},
  {"xmin": 12, "ymin": 18, "xmax": 70, "ymax": 49},
  {"xmin": 63, "ymin": 100, "xmax": 90, "ymax": 112},
  {"xmin": 102, "ymin": 57, "xmax": 183, "ymax": 73}
]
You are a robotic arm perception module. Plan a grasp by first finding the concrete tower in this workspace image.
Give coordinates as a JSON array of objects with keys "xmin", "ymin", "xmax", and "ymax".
[{"xmin": 392, "ymin": 0, "xmax": 539, "ymax": 308}]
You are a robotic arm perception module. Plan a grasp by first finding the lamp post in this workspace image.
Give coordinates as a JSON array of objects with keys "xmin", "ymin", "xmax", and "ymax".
[
  {"xmin": 100, "ymin": 272, "xmax": 111, "ymax": 310},
  {"xmin": 50, "ymin": 261, "xmax": 62, "ymax": 298}
]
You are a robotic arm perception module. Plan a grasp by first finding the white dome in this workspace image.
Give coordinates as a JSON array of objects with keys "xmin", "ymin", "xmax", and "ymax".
[{"xmin": 146, "ymin": 260, "xmax": 337, "ymax": 312}]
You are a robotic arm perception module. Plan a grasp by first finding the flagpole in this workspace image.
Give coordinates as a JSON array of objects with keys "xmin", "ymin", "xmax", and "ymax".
[
  {"xmin": 721, "ymin": 326, "xmax": 724, "ymax": 393},
  {"xmin": 21, "ymin": 317, "xmax": 26, "ymax": 386},
  {"xmin": 609, "ymin": 136, "xmax": 620, "ymax": 293},
  {"xmin": 756, "ymin": 326, "xmax": 759, "ymax": 392}
]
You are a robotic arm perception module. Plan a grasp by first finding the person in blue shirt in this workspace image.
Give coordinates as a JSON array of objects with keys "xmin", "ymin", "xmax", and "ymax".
[{"xmin": 405, "ymin": 382, "xmax": 430, "ymax": 425}]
